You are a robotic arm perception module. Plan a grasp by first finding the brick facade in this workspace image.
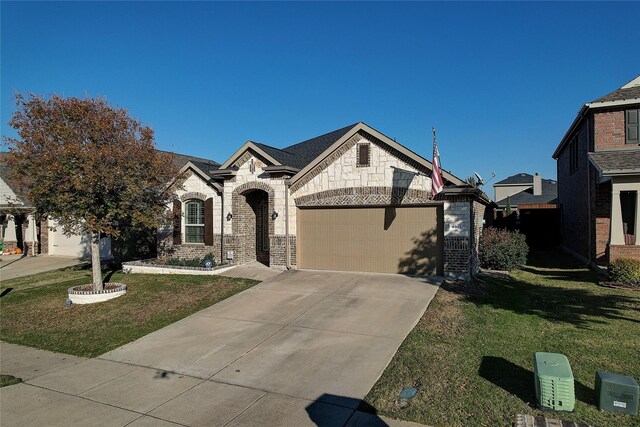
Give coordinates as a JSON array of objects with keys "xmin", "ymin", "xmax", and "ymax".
[
  {"xmin": 594, "ymin": 110, "xmax": 626, "ymax": 150},
  {"xmin": 444, "ymin": 237, "xmax": 470, "ymax": 274},
  {"xmin": 557, "ymin": 119, "xmax": 592, "ymax": 261},
  {"xmin": 610, "ymin": 244, "xmax": 640, "ymax": 261},
  {"xmin": 594, "ymin": 181, "xmax": 611, "ymax": 265},
  {"xmin": 556, "ymin": 101, "xmax": 640, "ymax": 267},
  {"xmin": 39, "ymin": 217, "xmax": 49, "ymax": 254}
]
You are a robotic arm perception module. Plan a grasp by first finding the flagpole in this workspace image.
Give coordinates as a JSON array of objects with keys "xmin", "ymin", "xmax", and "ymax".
[{"xmin": 431, "ymin": 126, "xmax": 444, "ymax": 200}]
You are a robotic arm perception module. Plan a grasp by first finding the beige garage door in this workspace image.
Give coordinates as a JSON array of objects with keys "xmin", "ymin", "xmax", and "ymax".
[{"xmin": 297, "ymin": 205, "xmax": 443, "ymax": 275}]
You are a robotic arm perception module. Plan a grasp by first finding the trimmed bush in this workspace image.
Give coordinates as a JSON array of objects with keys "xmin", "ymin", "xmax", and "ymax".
[
  {"xmin": 609, "ymin": 258, "xmax": 640, "ymax": 287},
  {"xmin": 479, "ymin": 228, "xmax": 528, "ymax": 271},
  {"xmin": 164, "ymin": 252, "xmax": 217, "ymax": 268}
]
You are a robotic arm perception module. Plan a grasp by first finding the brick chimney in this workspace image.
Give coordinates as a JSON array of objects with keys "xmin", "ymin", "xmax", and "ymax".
[{"xmin": 533, "ymin": 173, "xmax": 542, "ymax": 196}]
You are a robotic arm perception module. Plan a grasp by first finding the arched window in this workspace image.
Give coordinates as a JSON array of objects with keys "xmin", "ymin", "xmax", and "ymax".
[{"xmin": 184, "ymin": 199, "xmax": 205, "ymax": 243}]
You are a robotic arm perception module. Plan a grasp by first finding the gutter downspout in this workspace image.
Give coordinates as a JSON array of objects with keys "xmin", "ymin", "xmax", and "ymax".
[
  {"xmin": 220, "ymin": 187, "xmax": 225, "ymax": 265},
  {"xmin": 586, "ymin": 115, "xmax": 593, "ymax": 265},
  {"xmin": 285, "ymin": 180, "xmax": 291, "ymax": 269}
]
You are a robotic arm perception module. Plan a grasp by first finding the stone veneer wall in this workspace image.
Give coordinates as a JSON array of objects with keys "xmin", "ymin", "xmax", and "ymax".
[{"xmin": 471, "ymin": 200, "xmax": 486, "ymax": 275}]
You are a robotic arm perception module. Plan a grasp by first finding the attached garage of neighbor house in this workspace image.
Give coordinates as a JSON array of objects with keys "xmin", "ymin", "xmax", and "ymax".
[{"xmin": 296, "ymin": 205, "xmax": 444, "ymax": 275}]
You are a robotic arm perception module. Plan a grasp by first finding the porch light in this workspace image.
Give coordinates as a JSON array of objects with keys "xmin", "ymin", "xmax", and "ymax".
[
  {"xmin": 226, "ymin": 212, "xmax": 233, "ymax": 221},
  {"xmin": 272, "ymin": 211, "xmax": 278, "ymax": 220}
]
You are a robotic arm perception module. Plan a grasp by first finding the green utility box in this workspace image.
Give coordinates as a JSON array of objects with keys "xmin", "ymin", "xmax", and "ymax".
[
  {"xmin": 534, "ymin": 352, "xmax": 575, "ymax": 412},
  {"xmin": 595, "ymin": 371, "xmax": 639, "ymax": 415}
]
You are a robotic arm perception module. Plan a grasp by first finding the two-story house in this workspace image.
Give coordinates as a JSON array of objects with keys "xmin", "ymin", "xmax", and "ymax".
[
  {"xmin": 493, "ymin": 172, "xmax": 557, "ymax": 213},
  {"xmin": 553, "ymin": 76, "xmax": 640, "ymax": 267}
]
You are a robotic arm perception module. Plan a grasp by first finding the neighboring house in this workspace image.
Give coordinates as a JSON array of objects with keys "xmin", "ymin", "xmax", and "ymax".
[
  {"xmin": 493, "ymin": 172, "xmax": 558, "ymax": 212},
  {"xmin": 0, "ymin": 151, "xmax": 217, "ymax": 259},
  {"xmin": 553, "ymin": 75, "xmax": 640, "ymax": 266},
  {"xmin": 493, "ymin": 172, "xmax": 559, "ymax": 248},
  {"xmin": 160, "ymin": 122, "xmax": 492, "ymax": 280},
  {"xmin": 0, "ymin": 155, "xmax": 38, "ymax": 255}
]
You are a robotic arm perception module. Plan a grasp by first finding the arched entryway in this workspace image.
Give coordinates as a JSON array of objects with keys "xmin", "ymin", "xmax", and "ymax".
[
  {"xmin": 245, "ymin": 190, "xmax": 270, "ymax": 265},
  {"xmin": 232, "ymin": 182, "xmax": 275, "ymax": 266}
]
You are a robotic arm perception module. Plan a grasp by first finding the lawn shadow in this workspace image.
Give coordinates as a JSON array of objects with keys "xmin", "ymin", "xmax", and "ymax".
[
  {"xmin": 518, "ymin": 250, "xmax": 604, "ymax": 285},
  {"xmin": 479, "ymin": 356, "xmax": 595, "ymax": 407},
  {"xmin": 443, "ymin": 249, "xmax": 640, "ymax": 329}
]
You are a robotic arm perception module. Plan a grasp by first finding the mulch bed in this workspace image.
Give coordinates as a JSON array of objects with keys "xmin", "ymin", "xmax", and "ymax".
[{"xmin": 598, "ymin": 281, "xmax": 639, "ymax": 291}]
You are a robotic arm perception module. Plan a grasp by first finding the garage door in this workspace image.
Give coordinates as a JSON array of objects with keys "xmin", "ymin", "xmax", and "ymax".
[{"xmin": 297, "ymin": 205, "xmax": 443, "ymax": 275}]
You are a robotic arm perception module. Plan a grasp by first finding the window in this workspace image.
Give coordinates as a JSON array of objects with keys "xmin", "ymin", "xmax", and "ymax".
[
  {"xmin": 357, "ymin": 143, "xmax": 370, "ymax": 167},
  {"xmin": 184, "ymin": 199, "xmax": 205, "ymax": 243},
  {"xmin": 569, "ymin": 136, "xmax": 579, "ymax": 173},
  {"xmin": 626, "ymin": 109, "xmax": 639, "ymax": 145}
]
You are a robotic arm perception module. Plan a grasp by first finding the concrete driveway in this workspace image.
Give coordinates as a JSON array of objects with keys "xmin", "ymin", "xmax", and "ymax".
[
  {"xmin": 2, "ymin": 270, "xmax": 439, "ymax": 426},
  {"xmin": 0, "ymin": 254, "xmax": 83, "ymax": 281}
]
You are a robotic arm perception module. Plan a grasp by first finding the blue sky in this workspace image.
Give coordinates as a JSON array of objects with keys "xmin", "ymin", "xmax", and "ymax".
[{"xmin": 2, "ymin": 1, "xmax": 639, "ymax": 190}]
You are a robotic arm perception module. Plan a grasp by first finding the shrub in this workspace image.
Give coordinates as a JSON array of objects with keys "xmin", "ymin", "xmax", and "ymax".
[
  {"xmin": 164, "ymin": 252, "xmax": 217, "ymax": 268},
  {"xmin": 479, "ymin": 227, "xmax": 528, "ymax": 271},
  {"xmin": 609, "ymin": 258, "xmax": 640, "ymax": 287}
]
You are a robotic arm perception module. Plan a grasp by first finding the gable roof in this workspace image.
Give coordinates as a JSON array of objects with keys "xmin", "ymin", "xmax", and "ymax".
[
  {"xmin": 495, "ymin": 179, "xmax": 557, "ymax": 207},
  {"xmin": 0, "ymin": 152, "xmax": 32, "ymax": 208},
  {"xmin": 280, "ymin": 123, "xmax": 358, "ymax": 169},
  {"xmin": 217, "ymin": 122, "xmax": 466, "ymax": 186},
  {"xmin": 158, "ymin": 150, "xmax": 220, "ymax": 180},
  {"xmin": 219, "ymin": 124, "xmax": 358, "ymax": 171},
  {"xmin": 590, "ymin": 76, "xmax": 640, "ymax": 105},
  {"xmin": 287, "ymin": 122, "xmax": 465, "ymax": 187},
  {"xmin": 494, "ymin": 173, "xmax": 533, "ymax": 186},
  {"xmin": 589, "ymin": 149, "xmax": 640, "ymax": 176},
  {"xmin": 553, "ymin": 76, "xmax": 640, "ymax": 159}
]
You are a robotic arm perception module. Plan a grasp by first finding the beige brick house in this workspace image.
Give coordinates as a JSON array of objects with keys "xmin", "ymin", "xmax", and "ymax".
[
  {"xmin": 553, "ymin": 76, "xmax": 640, "ymax": 266},
  {"xmin": 160, "ymin": 122, "xmax": 492, "ymax": 279}
]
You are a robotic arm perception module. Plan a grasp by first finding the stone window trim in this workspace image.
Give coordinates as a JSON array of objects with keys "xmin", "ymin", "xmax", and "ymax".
[
  {"xmin": 356, "ymin": 143, "xmax": 370, "ymax": 167},
  {"xmin": 180, "ymin": 192, "xmax": 208, "ymax": 202}
]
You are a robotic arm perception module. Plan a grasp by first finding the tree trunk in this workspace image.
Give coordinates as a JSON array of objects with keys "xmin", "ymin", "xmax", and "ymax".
[{"xmin": 91, "ymin": 232, "xmax": 103, "ymax": 292}]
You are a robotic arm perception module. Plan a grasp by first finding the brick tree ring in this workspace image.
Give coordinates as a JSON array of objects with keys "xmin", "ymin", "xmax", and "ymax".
[{"xmin": 67, "ymin": 283, "xmax": 127, "ymax": 305}]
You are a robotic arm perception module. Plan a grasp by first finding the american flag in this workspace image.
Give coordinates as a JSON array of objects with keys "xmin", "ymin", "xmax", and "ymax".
[{"xmin": 431, "ymin": 127, "xmax": 444, "ymax": 199}]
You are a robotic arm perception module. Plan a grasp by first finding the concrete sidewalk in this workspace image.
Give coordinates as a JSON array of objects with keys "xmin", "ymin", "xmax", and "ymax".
[
  {"xmin": 0, "ymin": 255, "xmax": 83, "ymax": 281},
  {"xmin": 1, "ymin": 270, "xmax": 438, "ymax": 426}
]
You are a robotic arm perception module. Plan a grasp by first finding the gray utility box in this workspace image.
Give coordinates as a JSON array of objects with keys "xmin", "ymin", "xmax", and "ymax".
[{"xmin": 595, "ymin": 371, "xmax": 639, "ymax": 415}]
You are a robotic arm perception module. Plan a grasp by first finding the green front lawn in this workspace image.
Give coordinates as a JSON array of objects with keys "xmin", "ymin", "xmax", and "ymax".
[
  {"xmin": 366, "ymin": 250, "xmax": 640, "ymax": 427},
  {"xmin": 0, "ymin": 267, "xmax": 258, "ymax": 357}
]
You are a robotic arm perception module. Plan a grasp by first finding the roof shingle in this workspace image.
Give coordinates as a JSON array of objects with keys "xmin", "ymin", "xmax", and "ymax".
[{"xmin": 589, "ymin": 150, "xmax": 640, "ymax": 175}]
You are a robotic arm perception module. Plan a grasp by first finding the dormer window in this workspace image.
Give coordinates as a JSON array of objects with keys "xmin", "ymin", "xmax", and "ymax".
[{"xmin": 357, "ymin": 143, "xmax": 370, "ymax": 167}]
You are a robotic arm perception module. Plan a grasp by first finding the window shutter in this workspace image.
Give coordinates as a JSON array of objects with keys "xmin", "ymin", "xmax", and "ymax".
[
  {"xmin": 172, "ymin": 200, "xmax": 182, "ymax": 245},
  {"xmin": 626, "ymin": 109, "xmax": 639, "ymax": 145},
  {"xmin": 204, "ymin": 198, "xmax": 214, "ymax": 246}
]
